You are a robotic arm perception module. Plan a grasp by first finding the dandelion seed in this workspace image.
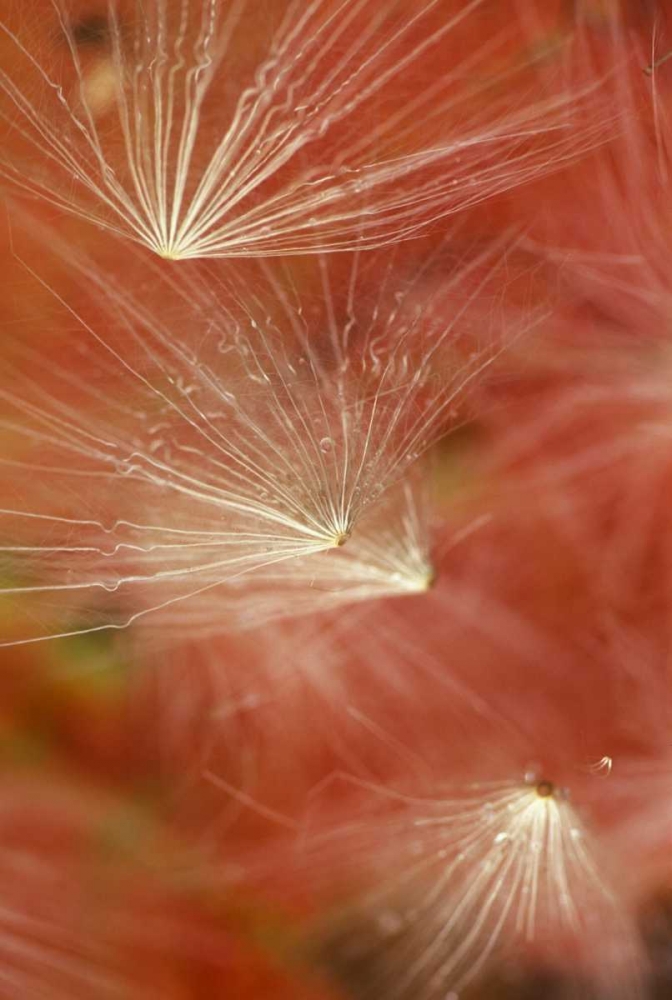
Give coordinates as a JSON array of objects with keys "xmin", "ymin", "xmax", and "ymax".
[
  {"xmin": 0, "ymin": 229, "xmax": 524, "ymax": 646},
  {"xmin": 312, "ymin": 775, "xmax": 643, "ymax": 1000},
  {"xmin": 0, "ymin": 0, "xmax": 610, "ymax": 259},
  {"xmin": 133, "ymin": 477, "xmax": 436, "ymax": 644}
]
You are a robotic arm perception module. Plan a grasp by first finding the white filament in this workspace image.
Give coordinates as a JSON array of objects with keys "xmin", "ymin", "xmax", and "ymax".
[{"xmin": 0, "ymin": 0, "xmax": 610, "ymax": 259}]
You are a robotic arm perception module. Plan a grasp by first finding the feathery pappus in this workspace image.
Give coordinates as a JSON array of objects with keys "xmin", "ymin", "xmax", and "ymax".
[
  {"xmin": 0, "ymin": 0, "xmax": 611, "ymax": 260},
  {"xmin": 0, "ymin": 224, "xmax": 544, "ymax": 646}
]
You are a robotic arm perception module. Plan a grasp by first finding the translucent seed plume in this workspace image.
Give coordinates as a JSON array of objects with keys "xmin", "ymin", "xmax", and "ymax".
[
  {"xmin": 0, "ymin": 0, "xmax": 610, "ymax": 259},
  {"xmin": 0, "ymin": 229, "xmax": 521, "ymax": 646},
  {"xmin": 314, "ymin": 776, "xmax": 643, "ymax": 1000}
]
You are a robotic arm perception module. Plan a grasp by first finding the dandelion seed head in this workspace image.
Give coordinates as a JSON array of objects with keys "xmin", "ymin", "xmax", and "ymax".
[
  {"xmin": 533, "ymin": 779, "xmax": 554, "ymax": 799},
  {"xmin": 331, "ymin": 530, "xmax": 350, "ymax": 548}
]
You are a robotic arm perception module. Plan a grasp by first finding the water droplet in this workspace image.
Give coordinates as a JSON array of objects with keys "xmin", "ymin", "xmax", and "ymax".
[
  {"xmin": 377, "ymin": 910, "xmax": 404, "ymax": 936},
  {"xmin": 494, "ymin": 831, "xmax": 509, "ymax": 845},
  {"xmin": 524, "ymin": 762, "xmax": 542, "ymax": 785},
  {"xmin": 319, "ymin": 437, "xmax": 333, "ymax": 454}
]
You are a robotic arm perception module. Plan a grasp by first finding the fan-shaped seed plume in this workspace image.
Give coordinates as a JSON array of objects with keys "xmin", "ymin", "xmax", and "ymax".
[
  {"xmin": 0, "ymin": 0, "xmax": 611, "ymax": 259},
  {"xmin": 306, "ymin": 773, "xmax": 643, "ymax": 1000},
  {"xmin": 0, "ymin": 224, "xmax": 535, "ymax": 646},
  {"xmin": 134, "ymin": 477, "xmax": 435, "ymax": 643}
]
